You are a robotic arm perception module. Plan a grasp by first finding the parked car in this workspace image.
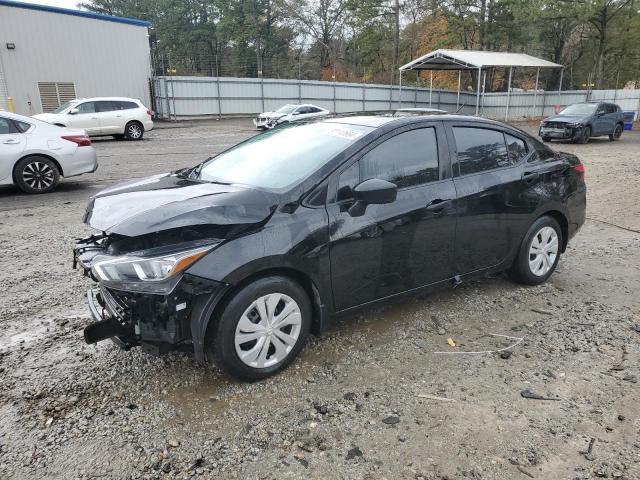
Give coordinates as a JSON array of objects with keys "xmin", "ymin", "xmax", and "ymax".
[
  {"xmin": 253, "ymin": 104, "xmax": 330, "ymax": 130},
  {"xmin": 74, "ymin": 114, "xmax": 586, "ymax": 381},
  {"xmin": 0, "ymin": 111, "xmax": 97, "ymax": 193},
  {"xmin": 539, "ymin": 102, "xmax": 624, "ymax": 144},
  {"xmin": 33, "ymin": 97, "xmax": 153, "ymax": 140}
]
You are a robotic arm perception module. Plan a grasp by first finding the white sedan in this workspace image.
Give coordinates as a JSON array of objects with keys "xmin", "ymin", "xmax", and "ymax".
[
  {"xmin": 0, "ymin": 111, "xmax": 97, "ymax": 194},
  {"xmin": 253, "ymin": 104, "xmax": 330, "ymax": 130},
  {"xmin": 33, "ymin": 97, "xmax": 154, "ymax": 140}
]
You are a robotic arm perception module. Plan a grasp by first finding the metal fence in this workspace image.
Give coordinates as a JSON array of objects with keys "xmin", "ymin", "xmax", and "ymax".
[{"xmin": 153, "ymin": 76, "xmax": 640, "ymax": 121}]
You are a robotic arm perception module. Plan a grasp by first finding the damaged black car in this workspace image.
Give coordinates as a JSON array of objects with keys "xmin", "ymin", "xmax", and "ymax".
[{"xmin": 74, "ymin": 115, "xmax": 586, "ymax": 381}]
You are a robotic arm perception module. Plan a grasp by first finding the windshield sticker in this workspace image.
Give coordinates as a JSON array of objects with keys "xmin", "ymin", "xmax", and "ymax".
[{"xmin": 325, "ymin": 127, "xmax": 363, "ymax": 141}]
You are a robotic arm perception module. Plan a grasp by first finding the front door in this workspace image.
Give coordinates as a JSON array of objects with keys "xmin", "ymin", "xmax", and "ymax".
[
  {"xmin": 448, "ymin": 123, "xmax": 535, "ymax": 274},
  {"xmin": 327, "ymin": 123, "xmax": 457, "ymax": 311},
  {"xmin": 592, "ymin": 104, "xmax": 609, "ymax": 135},
  {"xmin": 67, "ymin": 101, "xmax": 101, "ymax": 134}
]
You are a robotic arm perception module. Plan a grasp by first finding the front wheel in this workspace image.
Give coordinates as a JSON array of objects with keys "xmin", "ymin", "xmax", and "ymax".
[
  {"xmin": 510, "ymin": 216, "xmax": 562, "ymax": 286},
  {"xmin": 14, "ymin": 156, "xmax": 60, "ymax": 194},
  {"xmin": 576, "ymin": 126, "xmax": 591, "ymax": 144},
  {"xmin": 609, "ymin": 123, "xmax": 623, "ymax": 141},
  {"xmin": 541, "ymin": 136, "xmax": 551, "ymax": 143},
  {"xmin": 209, "ymin": 276, "xmax": 311, "ymax": 381},
  {"xmin": 124, "ymin": 121, "xmax": 144, "ymax": 140}
]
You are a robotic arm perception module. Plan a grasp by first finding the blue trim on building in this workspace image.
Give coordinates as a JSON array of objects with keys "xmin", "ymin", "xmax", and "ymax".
[{"xmin": 0, "ymin": 0, "xmax": 151, "ymax": 27}]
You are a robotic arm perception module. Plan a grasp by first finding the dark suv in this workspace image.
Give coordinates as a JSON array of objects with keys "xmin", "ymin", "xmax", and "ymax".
[
  {"xmin": 539, "ymin": 102, "xmax": 624, "ymax": 143},
  {"xmin": 74, "ymin": 115, "xmax": 586, "ymax": 381}
]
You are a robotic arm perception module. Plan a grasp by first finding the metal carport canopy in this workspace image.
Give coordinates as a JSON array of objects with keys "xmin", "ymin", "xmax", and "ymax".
[{"xmin": 398, "ymin": 49, "xmax": 563, "ymax": 118}]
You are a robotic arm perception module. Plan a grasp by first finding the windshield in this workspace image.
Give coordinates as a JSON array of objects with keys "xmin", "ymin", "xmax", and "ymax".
[
  {"xmin": 559, "ymin": 103, "xmax": 598, "ymax": 116},
  {"xmin": 275, "ymin": 105, "xmax": 297, "ymax": 114},
  {"xmin": 198, "ymin": 122, "xmax": 373, "ymax": 189}
]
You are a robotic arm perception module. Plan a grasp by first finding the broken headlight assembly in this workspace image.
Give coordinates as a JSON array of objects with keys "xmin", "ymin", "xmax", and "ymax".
[{"xmin": 91, "ymin": 245, "xmax": 211, "ymax": 294}]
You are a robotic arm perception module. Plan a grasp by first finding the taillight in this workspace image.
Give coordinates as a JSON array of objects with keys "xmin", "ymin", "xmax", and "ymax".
[
  {"xmin": 62, "ymin": 135, "xmax": 92, "ymax": 147},
  {"xmin": 574, "ymin": 163, "xmax": 585, "ymax": 182},
  {"xmin": 146, "ymin": 109, "xmax": 152, "ymax": 117}
]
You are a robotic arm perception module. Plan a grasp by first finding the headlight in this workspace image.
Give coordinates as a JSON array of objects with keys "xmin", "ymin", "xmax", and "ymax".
[{"xmin": 91, "ymin": 246, "xmax": 211, "ymax": 294}]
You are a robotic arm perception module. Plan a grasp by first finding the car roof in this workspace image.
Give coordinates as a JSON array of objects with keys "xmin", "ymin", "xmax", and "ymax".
[
  {"xmin": 72, "ymin": 97, "xmax": 141, "ymax": 102},
  {"xmin": 324, "ymin": 113, "xmax": 508, "ymax": 129}
]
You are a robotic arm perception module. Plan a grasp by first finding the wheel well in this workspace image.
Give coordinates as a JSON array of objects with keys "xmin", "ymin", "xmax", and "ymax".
[
  {"xmin": 541, "ymin": 210, "xmax": 569, "ymax": 252},
  {"xmin": 126, "ymin": 120, "xmax": 143, "ymax": 128},
  {"xmin": 53, "ymin": 123, "xmax": 66, "ymax": 127},
  {"xmin": 13, "ymin": 154, "xmax": 63, "ymax": 180},
  {"xmin": 205, "ymin": 268, "xmax": 324, "ymax": 344}
]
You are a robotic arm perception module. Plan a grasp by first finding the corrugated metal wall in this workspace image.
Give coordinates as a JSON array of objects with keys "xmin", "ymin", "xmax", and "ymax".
[
  {"xmin": 0, "ymin": 5, "xmax": 152, "ymax": 115},
  {"xmin": 154, "ymin": 76, "xmax": 640, "ymax": 121}
]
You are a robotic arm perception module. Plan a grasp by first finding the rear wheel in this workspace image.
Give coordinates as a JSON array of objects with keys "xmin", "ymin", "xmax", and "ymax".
[
  {"xmin": 209, "ymin": 276, "xmax": 311, "ymax": 381},
  {"xmin": 609, "ymin": 123, "xmax": 623, "ymax": 141},
  {"xmin": 14, "ymin": 156, "xmax": 60, "ymax": 194},
  {"xmin": 510, "ymin": 216, "xmax": 562, "ymax": 286},
  {"xmin": 576, "ymin": 126, "xmax": 590, "ymax": 144},
  {"xmin": 124, "ymin": 121, "xmax": 144, "ymax": 140}
]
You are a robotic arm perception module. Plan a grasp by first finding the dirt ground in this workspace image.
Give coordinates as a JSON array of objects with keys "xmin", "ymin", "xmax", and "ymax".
[{"xmin": 0, "ymin": 118, "xmax": 638, "ymax": 480}]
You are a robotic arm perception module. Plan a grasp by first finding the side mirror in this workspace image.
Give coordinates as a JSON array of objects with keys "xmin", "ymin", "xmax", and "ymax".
[
  {"xmin": 348, "ymin": 178, "xmax": 397, "ymax": 217},
  {"xmin": 69, "ymin": 108, "xmax": 79, "ymax": 115},
  {"xmin": 292, "ymin": 111, "xmax": 301, "ymax": 115}
]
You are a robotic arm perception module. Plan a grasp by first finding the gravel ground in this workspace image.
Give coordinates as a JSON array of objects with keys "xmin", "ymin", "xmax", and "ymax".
[{"xmin": 0, "ymin": 119, "xmax": 639, "ymax": 480}]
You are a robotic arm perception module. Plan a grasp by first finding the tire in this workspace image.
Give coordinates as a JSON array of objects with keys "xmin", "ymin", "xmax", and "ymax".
[
  {"xmin": 124, "ymin": 121, "xmax": 144, "ymax": 140},
  {"xmin": 577, "ymin": 126, "xmax": 590, "ymax": 144},
  {"xmin": 209, "ymin": 276, "xmax": 311, "ymax": 381},
  {"xmin": 14, "ymin": 156, "xmax": 60, "ymax": 194},
  {"xmin": 509, "ymin": 216, "xmax": 563, "ymax": 286},
  {"xmin": 541, "ymin": 136, "xmax": 551, "ymax": 143},
  {"xmin": 609, "ymin": 123, "xmax": 623, "ymax": 141}
]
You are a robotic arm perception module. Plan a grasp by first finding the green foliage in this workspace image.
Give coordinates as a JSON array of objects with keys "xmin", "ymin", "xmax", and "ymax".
[{"xmin": 81, "ymin": 0, "xmax": 640, "ymax": 88}]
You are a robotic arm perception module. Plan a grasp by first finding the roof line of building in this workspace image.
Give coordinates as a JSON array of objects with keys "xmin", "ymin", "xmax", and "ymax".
[{"xmin": 0, "ymin": 0, "xmax": 151, "ymax": 27}]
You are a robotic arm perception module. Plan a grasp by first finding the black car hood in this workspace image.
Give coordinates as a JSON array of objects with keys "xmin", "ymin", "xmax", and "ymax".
[
  {"xmin": 84, "ymin": 174, "xmax": 278, "ymax": 236},
  {"xmin": 544, "ymin": 114, "xmax": 589, "ymax": 124}
]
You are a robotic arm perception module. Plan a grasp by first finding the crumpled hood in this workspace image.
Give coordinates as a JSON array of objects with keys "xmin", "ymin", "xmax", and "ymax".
[
  {"xmin": 544, "ymin": 114, "xmax": 590, "ymax": 124},
  {"xmin": 84, "ymin": 174, "xmax": 277, "ymax": 236}
]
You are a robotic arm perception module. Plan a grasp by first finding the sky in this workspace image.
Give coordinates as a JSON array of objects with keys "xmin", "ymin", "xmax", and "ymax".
[{"xmin": 19, "ymin": 0, "xmax": 81, "ymax": 10}]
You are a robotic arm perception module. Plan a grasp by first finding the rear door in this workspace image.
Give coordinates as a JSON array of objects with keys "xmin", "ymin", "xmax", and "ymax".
[
  {"xmin": 447, "ymin": 122, "xmax": 536, "ymax": 275},
  {"xmin": 0, "ymin": 116, "xmax": 27, "ymax": 182},
  {"xmin": 327, "ymin": 122, "xmax": 457, "ymax": 311},
  {"xmin": 95, "ymin": 101, "xmax": 122, "ymax": 134}
]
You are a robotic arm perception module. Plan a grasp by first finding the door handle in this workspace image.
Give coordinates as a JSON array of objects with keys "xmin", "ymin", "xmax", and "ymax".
[
  {"xmin": 521, "ymin": 171, "xmax": 539, "ymax": 183},
  {"xmin": 426, "ymin": 199, "xmax": 451, "ymax": 212},
  {"xmin": 3, "ymin": 139, "xmax": 20, "ymax": 145},
  {"xmin": 91, "ymin": 117, "xmax": 99, "ymax": 120}
]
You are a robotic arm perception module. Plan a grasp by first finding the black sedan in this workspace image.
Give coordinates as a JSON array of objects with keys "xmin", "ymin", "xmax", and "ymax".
[{"xmin": 74, "ymin": 114, "xmax": 586, "ymax": 381}]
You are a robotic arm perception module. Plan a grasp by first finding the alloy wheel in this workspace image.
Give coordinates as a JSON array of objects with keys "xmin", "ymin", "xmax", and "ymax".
[
  {"xmin": 614, "ymin": 125, "xmax": 622, "ymax": 139},
  {"xmin": 127, "ymin": 124, "xmax": 142, "ymax": 139},
  {"xmin": 22, "ymin": 161, "xmax": 55, "ymax": 191},
  {"xmin": 234, "ymin": 293, "xmax": 302, "ymax": 369},
  {"xmin": 528, "ymin": 226, "xmax": 559, "ymax": 277}
]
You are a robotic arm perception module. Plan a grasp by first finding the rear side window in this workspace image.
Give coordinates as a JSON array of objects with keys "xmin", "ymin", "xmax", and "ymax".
[
  {"xmin": 116, "ymin": 101, "xmax": 139, "ymax": 110},
  {"xmin": 505, "ymin": 134, "xmax": 528, "ymax": 163},
  {"xmin": 360, "ymin": 127, "xmax": 439, "ymax": 188},
  {"xmin": 0, "ymin": 117, "xmax": 13, "ymax": 134},
  {"xmin": 454, "ymin": 127, "xmax": 511, "ymax": 175},
  {"xmin": 529, "ymin": 141, "xmax": 556, "ymax": 163},
  {"xmin": 96, "ymin": 101, "xmax": 116, "ymax": 112}
]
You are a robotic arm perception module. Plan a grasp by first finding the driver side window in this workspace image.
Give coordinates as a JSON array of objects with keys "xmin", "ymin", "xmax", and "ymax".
[{"xmin": 77, "ymin": 102, "xmax": 96, "ymax": 114}]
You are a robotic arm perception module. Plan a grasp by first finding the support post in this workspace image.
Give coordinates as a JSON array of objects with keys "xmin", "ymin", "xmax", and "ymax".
[
  {"xmin": 456, "ymin": 70, "xmax": 461, "ymax": 111},
  {"xmin": 475, "ymin": 67, "xmax": 481, "ymax": 115},
  {"xmin": 532, "ymin": 68, "xmax": 540, "ymax": 119},
  {"xmin": 414, "ymin": 71, "xmax": 418, "ymax": 107},
  {"xmin": 505, "ymin": 66, "xmax": 513, "ymax": 122},
  {"xmin": 481, "ymin": 70, "xmax": 486, "ymax": 116},
  {"xmin": 557, "ymin": 68, "xmax": 564, "ymax": 107},
  {"xmin": 398, "ymin": 69, "xmax": 402, "ymax": 109},
  {"xmin": 429, "ymin": 70, "xmax": 433, "ymax": 106}
]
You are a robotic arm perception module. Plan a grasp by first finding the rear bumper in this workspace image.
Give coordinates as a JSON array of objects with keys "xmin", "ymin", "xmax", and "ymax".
[{"xmin": 60, "ymin": 146, "xmax": 98, "ymax": 178}]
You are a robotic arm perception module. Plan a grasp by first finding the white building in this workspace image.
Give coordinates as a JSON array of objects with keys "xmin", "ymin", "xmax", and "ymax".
[{"xmin": 0, "ymin": 0, "xmax": 152, "ymax": 115}]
